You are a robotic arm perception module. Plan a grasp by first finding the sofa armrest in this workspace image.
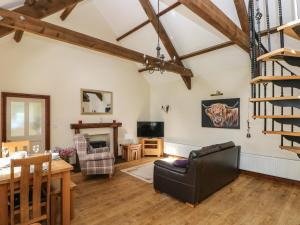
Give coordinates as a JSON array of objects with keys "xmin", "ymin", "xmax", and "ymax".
[
  {"xmin": 154, "ymin": 160, "xmax": 187, "ymax": 174},
  {"xmin": 86, "ymin": 152, "xmax": 114, "ymax": 161}
]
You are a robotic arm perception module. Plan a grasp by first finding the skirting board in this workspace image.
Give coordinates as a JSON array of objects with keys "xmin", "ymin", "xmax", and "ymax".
[
  {"xmin": 164, "ymin": 141, "xmax": 300, "ymax": 181},
  {"xmin": 240, "ymin": 170, "xmax": 300, "ymax": 185}
]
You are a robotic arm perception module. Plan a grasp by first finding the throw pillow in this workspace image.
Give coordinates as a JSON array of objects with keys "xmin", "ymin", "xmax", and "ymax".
[{"xmin": 173, "ymin": 159, "xmax": 188, "ymax": 168}]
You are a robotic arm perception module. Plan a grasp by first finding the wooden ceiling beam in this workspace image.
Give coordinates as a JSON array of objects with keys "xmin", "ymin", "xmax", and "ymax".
[
  {"xmin": 24, "ymin": 0, "xmax": 36, "ymax": 7},
  {"xmin": 179, "ymin": 0, "xmax": 249, "ymax": 52},
  {"xmin": 180, "ymin": 41, "xmax": 234, "ymax": 60},
  {"xmin": 0, "ymin": 8, "xmax": 193, "ymax": 77},
  {"xmin": 0, "ymin": 0, "xmax": 84, "ymax": 39},
  {"xmin": 116, "ymin": 2, "xmax": 181, "ymax": 42},
  {"xmin": 138, "ymin": 25, "xmax": 279, "ymax": 65},
  {"xmin": 60, "ymin": 2, "xmax": 78, "ymax": 21},
  {"xmin": 234, "ymin": 0, "xmax": 249, "ymax": 33},
  {"xmin": 139, "ymin": 0, "xmax": 192, "ymax": 89},
  {"xmin": 13, "ymin": 30, "xmax": 24, "ymax": 42}
]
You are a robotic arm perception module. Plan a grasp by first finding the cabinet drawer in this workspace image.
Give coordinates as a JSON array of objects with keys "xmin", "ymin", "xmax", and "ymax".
[{"xmin": 144, "ymin": 149, "xmax": 160, "ymax": 155}]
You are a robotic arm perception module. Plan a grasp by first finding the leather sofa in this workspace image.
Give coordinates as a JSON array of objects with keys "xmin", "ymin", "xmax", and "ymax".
[{"xmin": 153, "ymin": 141, "xmax": 240, "ymax": 206}]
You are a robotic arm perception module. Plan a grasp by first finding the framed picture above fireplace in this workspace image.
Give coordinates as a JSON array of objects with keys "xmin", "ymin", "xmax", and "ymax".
[
  {"xmin": 81, "ymin": 89, "xmax": 113, "ymax": 115},
  {"xmin": 201, "ymin": 98, "xmax": 240, "ymax": 129}
]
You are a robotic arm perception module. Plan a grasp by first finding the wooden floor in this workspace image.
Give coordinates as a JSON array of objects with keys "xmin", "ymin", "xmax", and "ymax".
[{"xmin": 71, "ymin": 158, "xmax": 300, "ymax": 225}]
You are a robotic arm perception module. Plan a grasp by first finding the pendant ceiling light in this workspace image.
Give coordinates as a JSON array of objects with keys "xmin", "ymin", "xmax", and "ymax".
[{"xmin": 143, "ymin": 0, "xmax": 176, "ymax": 74}]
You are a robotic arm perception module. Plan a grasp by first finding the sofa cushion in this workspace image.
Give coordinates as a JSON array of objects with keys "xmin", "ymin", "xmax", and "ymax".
[
  {"xmin": 188, "ymin": 145, "xmax": 220, "ymax": 160},
  {"xmin": 154, "ymin": 160, "xmax": 187, "ymax": 174},
  {"xmin": 188, "ymin": 142, "xmax": 235, "ymax": 160},
  {"xmin": 218, "ymin": 141, "xmax": 235, "ymax": 150},
  {"xmin": 173, "ymin": 159, "xmax": 189, "ymax": 168}
]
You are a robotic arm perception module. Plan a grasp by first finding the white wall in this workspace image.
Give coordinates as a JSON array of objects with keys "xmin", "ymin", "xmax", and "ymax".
[
  {"xmin": 150, "ymin": 45, "xmax": 300, "ymax": 181},
  {"xmin": 0, "ymin": 1, "xmax": 150, "ymax": 152}
]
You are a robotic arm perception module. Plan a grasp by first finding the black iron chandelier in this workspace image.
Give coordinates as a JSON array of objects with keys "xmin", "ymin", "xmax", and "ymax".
[{"xmin": 143, "ymin": 0, "xmax": 168, "ymax": 74}]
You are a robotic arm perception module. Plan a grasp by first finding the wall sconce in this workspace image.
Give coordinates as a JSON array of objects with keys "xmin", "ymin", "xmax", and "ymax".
[
  {"xmin": 210, "ymin": 90, "xmax": 223, "ymax": 97},
  {"xmin": 161, "ymin": 105, "xmax": 170, "ymax": 113}
]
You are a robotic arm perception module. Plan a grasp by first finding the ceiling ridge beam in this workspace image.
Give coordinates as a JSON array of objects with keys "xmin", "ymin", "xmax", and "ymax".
[
  {"xmin": 116, "ymin": 2, "xmax": 181, "ymax": 42},
  {"xmin": 234, "ymin": 0, "xmax": 249, "ymax": 33},
  {"xmin": 0, "ymin": 8, "xmax": 192, "ymax": 77},
  {"xmin": 179, "ymin": 0, "xmax": 249, "ymax": 52},
  {"xmin": 139, "ymin": 0, "xmax": 192, "ymax": 89},
  {"xmin": 0, "ymin": 0, "xmax": 84, "ymax": 39}
]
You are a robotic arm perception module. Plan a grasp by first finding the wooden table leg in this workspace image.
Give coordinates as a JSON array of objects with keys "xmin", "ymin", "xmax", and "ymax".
[
  {"xmin": 61, "ymin": 171, "xmax": 71, "ymax": 225},
  {"xmin": 0, "ymin": 184, "xmax": 9, "ymax": 225}
]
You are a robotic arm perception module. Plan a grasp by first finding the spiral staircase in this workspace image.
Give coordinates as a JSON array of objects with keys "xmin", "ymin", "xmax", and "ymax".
[{"xmin": 248, "ymin": 0, "xmax": 300, "ymax": 157}]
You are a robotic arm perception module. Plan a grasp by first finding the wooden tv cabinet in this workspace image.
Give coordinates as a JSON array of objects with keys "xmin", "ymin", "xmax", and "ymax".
[{"xmin": 140, "ymin": 138, "xmax": 163, "ymax": 157}]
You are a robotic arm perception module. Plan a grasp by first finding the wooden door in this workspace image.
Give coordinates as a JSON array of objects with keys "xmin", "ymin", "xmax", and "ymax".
[{"xmin": 1, "ymin": 92, "xmax": 51, "ymax": 151}]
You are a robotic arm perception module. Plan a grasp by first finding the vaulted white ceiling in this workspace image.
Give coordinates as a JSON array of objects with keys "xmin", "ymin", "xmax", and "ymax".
[
  {"xmin": 1, "ymin": 0, "xmax": 300, "ymax": 86},
  {"xmin": 91, "ymin": 0, "xmax": 299, "ymax": 85}
]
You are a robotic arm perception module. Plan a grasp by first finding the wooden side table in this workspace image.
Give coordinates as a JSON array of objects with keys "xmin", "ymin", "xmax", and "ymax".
[{"xmin": 121, "ymin": 144, "xmax": 142, "ymax": 161}]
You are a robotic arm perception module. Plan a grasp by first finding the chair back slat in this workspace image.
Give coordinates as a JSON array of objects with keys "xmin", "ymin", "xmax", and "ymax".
[
  {"xmin": 32, "ymin": 163, "xmax": 43, "ymax": 218},
  {"xmin": 20, "ymin": 164, "xmax": 30, "ymax": 224},
  {"xmin": 10, "ymin": 155, "xmax": 51, "ymax": 225}
]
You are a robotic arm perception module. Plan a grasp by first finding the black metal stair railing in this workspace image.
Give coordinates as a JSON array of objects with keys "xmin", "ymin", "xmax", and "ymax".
[{"xmin": 248, "ymin": 0, "xmax": 300, "ymax": 158}]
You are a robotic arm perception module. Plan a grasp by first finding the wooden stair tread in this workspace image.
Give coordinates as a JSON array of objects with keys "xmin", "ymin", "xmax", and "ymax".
[
  {"xmin": 253, "ymin": 115, "xmax": 300, "ymax": 119},
  {"xmin": 257, "ymin": 48, "xmax": 300, "ymax": 61},
  {"xmin": 280, "ymin": 145, "xmax": 300, "ymax": 154},
  {"xmin": 277, "ymin": 19, "xmax": 300, "ymax": 40},
  {"xmin": 251, "ymin": 75, "xmax": 300, "ymax": 84},
  {"xmin": 250, "ymin": 96, "xmax": 300, "ymax": 102},
  {"xmin": 263, "ymin": 131, "xmax": 300, "ymax": 136}
]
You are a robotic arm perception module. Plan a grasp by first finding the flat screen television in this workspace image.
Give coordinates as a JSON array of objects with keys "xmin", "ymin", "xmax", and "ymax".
[{"xmin": 137, "ymin": 122, "xmax": 164, "ymax": 138}]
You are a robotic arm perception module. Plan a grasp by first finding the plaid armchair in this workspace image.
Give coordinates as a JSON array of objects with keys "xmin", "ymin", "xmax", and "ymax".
[{"xmin": 74, "ymin": 134, "xmax": 115, "ymax": 177}]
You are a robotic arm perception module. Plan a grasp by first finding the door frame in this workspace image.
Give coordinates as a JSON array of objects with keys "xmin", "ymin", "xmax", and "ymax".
[{"xmin": 1, "ymin": 92, "xmax": 51, "ymax": 149}]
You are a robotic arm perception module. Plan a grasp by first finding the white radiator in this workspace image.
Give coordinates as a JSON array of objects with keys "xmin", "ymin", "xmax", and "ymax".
[{"xmin": 164, "ymin": 141, "xmax": 300, "ymax": 181}]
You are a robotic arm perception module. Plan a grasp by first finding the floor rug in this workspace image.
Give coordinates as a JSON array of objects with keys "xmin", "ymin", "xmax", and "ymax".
[
  {"xmin": 121, "ymin": 162, "xmax": 154, "ymax": 183},
  {"xmin": 121, "ymin": 158, "xmax": 176, "ymax": 183}
]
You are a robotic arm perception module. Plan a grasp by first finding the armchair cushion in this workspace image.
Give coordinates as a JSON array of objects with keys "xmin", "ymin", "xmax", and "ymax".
[
  {"xmin": 74, "ymin": 134, "xmax": 115, "ymax": 176},
  {"xmin": 88, "ymin": 146, "xmax": 110, "ymax": 154},
  {"xmin": 85, "ymin": 152, "xmax": 114, "ymax": 161},
  {"xmin": 86, "ymin": 158, "xmax": 114, "ymax": 175},
  {"xmin": 154, "ymin": 160, "xmax": 187, "ymax": 174}
]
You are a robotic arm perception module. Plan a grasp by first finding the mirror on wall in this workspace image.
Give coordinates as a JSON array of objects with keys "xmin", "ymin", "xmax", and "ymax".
[{"xmin": 81, "ymin": 89, "xmax": 113, "ymax": 115}]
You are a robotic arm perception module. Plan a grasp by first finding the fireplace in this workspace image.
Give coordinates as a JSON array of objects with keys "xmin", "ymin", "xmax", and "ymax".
[
  {"xmin": 70, "ymin": 121, "xmax": 122, "ymax": 158},
  {"xmin": 85, "ymin": 133, "xmax": 111, "ymax": 152}
]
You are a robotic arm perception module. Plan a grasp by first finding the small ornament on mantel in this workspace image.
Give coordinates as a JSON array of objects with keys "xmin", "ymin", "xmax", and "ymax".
[{"xmin": 78, "ymin": 120, "xmax": 83, "ymax": 124}]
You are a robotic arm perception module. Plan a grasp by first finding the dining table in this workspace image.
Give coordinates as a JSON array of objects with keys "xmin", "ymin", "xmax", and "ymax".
[{"xmin": 0, "ymin": 157, "xmax": 73, "ymax": 225}]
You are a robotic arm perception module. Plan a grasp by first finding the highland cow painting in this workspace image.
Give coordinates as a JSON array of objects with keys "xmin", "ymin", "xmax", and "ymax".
[{"xmin": 202, "ymin": 98, "xmax": 240, "ymax": 129}]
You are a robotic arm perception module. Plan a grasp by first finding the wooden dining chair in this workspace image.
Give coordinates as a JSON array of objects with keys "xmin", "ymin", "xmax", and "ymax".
[
  {"xmin": 10, "ymin": 154, "xmax": 52, "ymax": 225},
  {"xmin": 2, "ymin": 140, "xmax": 30, "ymax": 157}
]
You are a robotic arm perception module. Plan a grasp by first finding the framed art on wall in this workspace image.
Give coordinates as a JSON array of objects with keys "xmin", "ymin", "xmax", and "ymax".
[{"xmin": 202, "ymin": 98, "xmax": 240, "ymax": 129}]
